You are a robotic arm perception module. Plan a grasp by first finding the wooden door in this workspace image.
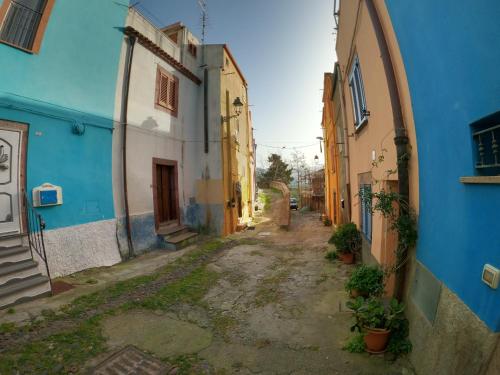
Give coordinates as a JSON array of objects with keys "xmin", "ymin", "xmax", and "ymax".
[
  {"xmin": 153, "ymin": 159, "xmax": 179, "ymax": 229},
  {"xmin": 0, "ymin": 122, "xmax": 26, "ymax": 237}
]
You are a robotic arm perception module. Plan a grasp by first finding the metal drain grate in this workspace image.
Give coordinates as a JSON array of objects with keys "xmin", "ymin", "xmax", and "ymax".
[{"xmin": 92, "ymin": 346, "xmax": 169, "ymax": 375}]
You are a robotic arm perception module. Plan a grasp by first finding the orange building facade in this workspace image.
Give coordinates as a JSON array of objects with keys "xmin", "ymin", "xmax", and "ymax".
[{"xmin": 329, "ymin": 0, "xmax": 419, "ymax": 293}]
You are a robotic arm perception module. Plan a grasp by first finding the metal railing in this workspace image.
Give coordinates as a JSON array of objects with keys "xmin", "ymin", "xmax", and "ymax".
[
  {"xmin": 0, "ymin": 0, "xmax": 45, "ymax": 50},
  {"xmin": 23, "ymin": 192, "xmax": 52, "ymax": 291},
  {"xmin": 473, "ymin": 124, "xmax": 500, "ymax": 171}
]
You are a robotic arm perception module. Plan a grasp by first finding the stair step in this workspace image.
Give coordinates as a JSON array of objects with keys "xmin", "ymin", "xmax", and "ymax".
[
  {"xmin": 0, "ymin": 234, "xmax": 24, "ymax": 248},
  {"xmin": 158, "ymin": 225, "xmax": 188, "ymax": 237},
  {"xmin": 0, "ymin": 246, "xmax": 31, "ymax": 263},
  {"xmin": 165, "ymin": 231, "xmax": 198, "ymax": 244},
  {"xmin": 0, "ymin": 260, "xmax": 40, "ymax": 285},
  {"xmin": 0, "ymin": 274, "xmax": 51, "ymax": 309}
]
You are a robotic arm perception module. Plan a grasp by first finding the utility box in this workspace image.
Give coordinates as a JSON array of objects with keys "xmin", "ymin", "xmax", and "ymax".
[
  {"xmin": 482, "ymin": 264, "xmax": 500, "ymax": 289},
  {"xmin": 33, "ymin": 183, "xmax": 63, "ymax": 207}
]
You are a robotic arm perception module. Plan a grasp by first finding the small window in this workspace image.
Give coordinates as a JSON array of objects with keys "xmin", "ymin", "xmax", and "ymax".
[
  {"xmin": 471, "ymin": 111, "xmax": 500, "ymax": 176},
  {"xmin": 349, "ymin": 56, "xmax": 368, "ymax": 129},
  {"xmin": 359, "ymin": 184, "xmax": 372, "ymax": 241},
  {"xmin": 0, "ymin": 0, "xmax": 52, "ymax": 52},
  {"xmin": 155, "ymin": 66, "xmax": 179, "ymax": 117},
  {"xmin": 187, "ymin": 41, "xmax": 197, "ymax": 58}
]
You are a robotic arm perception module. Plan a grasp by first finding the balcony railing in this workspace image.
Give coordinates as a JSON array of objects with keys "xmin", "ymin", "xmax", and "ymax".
[{"xmin": 473, "ymin": 124, "xmax": 500, "ymax": 173}]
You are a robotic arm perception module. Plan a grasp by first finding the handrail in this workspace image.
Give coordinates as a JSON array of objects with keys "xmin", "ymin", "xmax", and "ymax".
[{"xmin": 23, "ymin": 191, "xmax": 52, "ymax": 292}]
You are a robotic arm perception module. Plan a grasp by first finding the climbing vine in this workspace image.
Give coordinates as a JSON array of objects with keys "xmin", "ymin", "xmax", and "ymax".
[{"xmin": 360, "ymin": 149, "xmax": 418, "ymax": 276}]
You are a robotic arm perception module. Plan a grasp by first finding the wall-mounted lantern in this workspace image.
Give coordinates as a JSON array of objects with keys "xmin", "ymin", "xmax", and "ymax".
[{"xmin": 222, "ymin": 97, "xmax": 244, "ymax": 122}]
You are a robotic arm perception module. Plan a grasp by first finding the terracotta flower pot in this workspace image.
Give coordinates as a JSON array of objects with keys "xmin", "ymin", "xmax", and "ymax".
[
  {"xmin": 349, "ymin": 289, "xmax": 367, "ymax": 298},
  {"xmin": 363, "ymin": 327, "xmax": 391, "ymax": 353},
  {"xmin": 339, "ymin": 252, "xmax": 354, "ymax": 264}
]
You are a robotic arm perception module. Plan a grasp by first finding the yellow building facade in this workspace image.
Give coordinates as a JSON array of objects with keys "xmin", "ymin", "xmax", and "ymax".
[{"xmin": 220, "ymin": 46, "xmax": 255, "ymax": 235}]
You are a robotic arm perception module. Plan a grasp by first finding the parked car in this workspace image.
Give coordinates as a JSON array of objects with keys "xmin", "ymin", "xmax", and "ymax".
[{"xmin": 290, "ymin": 197, "xmax": 298, "ymax": 210}]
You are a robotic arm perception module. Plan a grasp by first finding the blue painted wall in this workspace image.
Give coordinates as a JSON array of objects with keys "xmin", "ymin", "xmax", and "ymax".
[
  {"xmin": 385, "ymin": 0, "xmax": 500, "ymax": 331},
  {"xmin": 0, "ymin": 0, "xmax": 128, "ymax": 229}
]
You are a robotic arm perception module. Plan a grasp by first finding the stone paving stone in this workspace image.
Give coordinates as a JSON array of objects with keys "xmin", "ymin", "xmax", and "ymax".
[{"xmin": 92, "ymin": 345, "xmax": 170, "ymax": 375}]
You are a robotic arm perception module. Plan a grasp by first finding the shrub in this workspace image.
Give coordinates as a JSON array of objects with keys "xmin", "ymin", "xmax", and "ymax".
[
  {"xmin": 328, "ymin": 223, "xmax": 361, "ymax": 254},
  {"xmin": 345, "ymin": 265, "xmax": 384, "ymax": 297},
  {"xmin": 347, "ymin": 297, "xmax": 405, "ymax": 332}
]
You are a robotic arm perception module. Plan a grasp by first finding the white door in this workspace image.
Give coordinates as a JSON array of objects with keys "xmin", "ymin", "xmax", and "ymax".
[{"xmin": 0, "ymin": 127, "xmax": 22, "ymax": 236}]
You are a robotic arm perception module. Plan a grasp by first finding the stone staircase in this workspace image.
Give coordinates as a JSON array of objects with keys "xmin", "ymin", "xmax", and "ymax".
[
  {"xmin": 157, "ymin": 224, "xmax": 199, "ymax": 251},
  {"xmin": 0, "ymin": 234, "xmax": 51, "ymax": 309}
]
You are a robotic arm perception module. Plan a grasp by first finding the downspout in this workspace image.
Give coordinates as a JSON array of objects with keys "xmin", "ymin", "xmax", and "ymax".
[
  {"xmin": 225, "ymin": 90, "xmax": 235, "ymax": 233},
  {"xmin": 365, "ymin": 0, "xmax": 409, "ymax": 300},
  {"xmin": 336, "ymin": 64, "xmax": 352, "ymax": 221},
  {"xmin": 121, "ymin": 35, "xmax": 136, "ymax": 258}
]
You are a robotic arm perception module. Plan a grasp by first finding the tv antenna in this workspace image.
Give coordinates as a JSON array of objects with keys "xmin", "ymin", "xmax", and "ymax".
[{"xmin": 198, "ymin": 0, "xmax": 208, "ymax": 44}]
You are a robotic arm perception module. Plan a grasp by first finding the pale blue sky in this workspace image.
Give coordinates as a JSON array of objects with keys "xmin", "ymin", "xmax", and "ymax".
[{"xmin": 135, "ymin": 0, "xmax": 336, "ymax": 167}]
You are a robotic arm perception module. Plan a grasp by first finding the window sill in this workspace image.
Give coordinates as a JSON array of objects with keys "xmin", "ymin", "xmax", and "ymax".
[
  {"xmin": 354, "ymin": 117, "xmax": 368, "ymax": 133},
  {"xmin": 460, "ymin": 176, "xmax": 500, "ymax": 184},
  {"xmin": 0, "ymin": 39, "xmax": 34, "ymax": 54}
]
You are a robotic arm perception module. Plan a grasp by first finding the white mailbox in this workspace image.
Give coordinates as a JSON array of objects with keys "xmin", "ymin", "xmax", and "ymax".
[{"xmin": 32, "ymin": 183, "xmax": 63, "ymax": 207}]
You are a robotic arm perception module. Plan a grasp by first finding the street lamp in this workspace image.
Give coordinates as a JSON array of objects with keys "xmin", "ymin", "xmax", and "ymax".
[
  {"xmin": 222, "ymin": 97, "xmax": 244, "ymax": 121},
  {"xmin": 316, "ymin": 136, "xmax": 324, "ymax": 153}
]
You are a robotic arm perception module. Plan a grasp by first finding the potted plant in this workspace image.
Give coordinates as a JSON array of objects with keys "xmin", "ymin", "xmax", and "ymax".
[
  {"xmin": 345, "ymin": 265, "xmax": 384, "ymax": 298},
  {"xmin": 323, "ymin": 217, "xmax": 332, "ymax": 226},
  {"xmin": 346, "ymin": 297, "xmax": 405, "ymax": 353},
  {"xmin": 328, "ymin": 223, "xmax": 361, "ymax": 264}
]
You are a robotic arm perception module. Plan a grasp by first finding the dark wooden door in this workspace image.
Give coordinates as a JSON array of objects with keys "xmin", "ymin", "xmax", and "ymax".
[{"xmin": 155, "ymin": 163, "xmax": 178, "ymax": 225}]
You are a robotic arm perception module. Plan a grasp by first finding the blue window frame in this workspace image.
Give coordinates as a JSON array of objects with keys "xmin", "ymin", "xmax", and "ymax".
[
  {"xmin": 359, "ymin": 184, "xmax": 372, "ymax": 241},
  {"xmin": 349, "ymin": 56, "xmax": 368, "ymax": 129}
]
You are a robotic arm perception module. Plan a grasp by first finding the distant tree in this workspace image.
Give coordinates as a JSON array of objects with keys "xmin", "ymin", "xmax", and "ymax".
[{"xmin": 259, "ymin": 153, "xmax": 293, "ymax": 187}]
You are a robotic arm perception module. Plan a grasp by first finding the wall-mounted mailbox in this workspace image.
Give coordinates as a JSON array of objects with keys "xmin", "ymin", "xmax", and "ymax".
[
  {"xmin": 482, "ymin": 264, "xmax": 499, "ymax": 289},
  {"xmin": 33, "ymin": 183, "xmax": 63, "ymax": 207}
]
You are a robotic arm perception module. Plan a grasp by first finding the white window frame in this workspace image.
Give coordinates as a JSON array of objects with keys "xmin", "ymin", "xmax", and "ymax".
[{"xmin": 349, "ymin": 56, "xmax": 368, "ymax": 129}]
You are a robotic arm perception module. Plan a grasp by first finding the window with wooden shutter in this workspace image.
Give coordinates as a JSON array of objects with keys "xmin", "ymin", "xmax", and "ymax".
[
  {"xmin": 0, "ymin": 0, "xmax": 55, "ymax": 53},
  {"xmin": 155, "ymin": 66, "xmax": 179, "ymax": 117},
  {"xmin": 349, "ymin": 56, "xmax": 368, "ymax": 130}
]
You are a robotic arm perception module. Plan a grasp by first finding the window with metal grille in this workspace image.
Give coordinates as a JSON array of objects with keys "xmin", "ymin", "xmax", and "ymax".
[
  {"xmin": 471, "ymin": 111, "xmax": 500, "ymax": 176},
  {"xmin": 349, "ymin": 56, "xmax": 368, "ymax": 129},
  {"xmin": 359, "ymin": 184, "xmax": 372, "ymax": 241},
  {"xmin": 0, "ymin": 0, "xmax": 48, "ymax": 50},
  {"xmin": 155, "ymin": 66, "xmax": 179, "ymax": 117}
]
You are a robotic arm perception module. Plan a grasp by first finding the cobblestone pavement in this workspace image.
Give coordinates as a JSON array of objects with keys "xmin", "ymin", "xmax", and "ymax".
[{"xmin": 93, "ymin": 191, "xmax": 414, "ymax": 374}]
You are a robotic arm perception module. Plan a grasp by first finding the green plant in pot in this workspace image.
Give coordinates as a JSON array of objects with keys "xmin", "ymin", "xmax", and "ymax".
[
  {"xmin": 345, "ymin": 265, "xmax": 384, "ymax": 298},
  {"xmin": 328, "ymin": 222, "xmax": 361, "ymax": 264},
  {"xmin": 346, "ymin": 297, "xmax": 405, "ymax": 353}
]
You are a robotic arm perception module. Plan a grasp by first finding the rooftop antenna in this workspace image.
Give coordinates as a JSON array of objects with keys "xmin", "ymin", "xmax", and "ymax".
[{"xmin": 198, "ymin": 0, "xmax": 208, "ymax": 44}]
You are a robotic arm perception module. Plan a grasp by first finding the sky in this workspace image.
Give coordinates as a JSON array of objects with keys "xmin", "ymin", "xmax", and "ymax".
[{"xmin": 134, "ymin": 0, "xmax": 337, "ymax": 169}]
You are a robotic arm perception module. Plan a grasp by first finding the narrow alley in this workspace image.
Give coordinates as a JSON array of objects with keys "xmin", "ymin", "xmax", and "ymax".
[{"xmin": 0, "ymin": 191, "xmax": 413, "ymax": 374}]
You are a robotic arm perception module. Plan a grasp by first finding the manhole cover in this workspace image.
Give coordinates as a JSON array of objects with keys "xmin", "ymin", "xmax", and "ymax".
[{"xmin": 92, "ymin": 346, "xmax": 169, "ymax": 375}]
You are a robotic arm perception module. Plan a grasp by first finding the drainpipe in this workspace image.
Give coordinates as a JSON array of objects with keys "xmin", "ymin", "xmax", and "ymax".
[
  {"xmin": 225, "ymin": 90, "xmax": 235, "ymax": 234},
  {"xmin": 336, "ymin": 63, "xmax": 352, "ymax": 221},
  {"xmin": 365, "ymin": 0, "xmax": 410, "ymax": 300},
  {"xmin": 121, "ymin": 35, "xmax": 136, "ymax": 258}
]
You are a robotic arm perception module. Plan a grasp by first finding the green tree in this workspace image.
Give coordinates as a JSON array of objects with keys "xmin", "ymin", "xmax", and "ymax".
[{"xmin": 259, "ymin": 154, "xmax": 293, "ymax": 186}]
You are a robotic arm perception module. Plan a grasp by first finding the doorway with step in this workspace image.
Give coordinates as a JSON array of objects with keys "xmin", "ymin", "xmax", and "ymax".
[
  {"xmin": 0, "ymin": 120, "xmax": 27, "ymax": 239},
  {"xmin": 152, "ymin": 158, "xmax": 179, "ymax": 231}
]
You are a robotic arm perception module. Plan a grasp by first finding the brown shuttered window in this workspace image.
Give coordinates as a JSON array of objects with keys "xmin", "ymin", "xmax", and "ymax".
[{"xmin": 155, "ymin": 66, "xmax": 179, "ymax": 117}]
